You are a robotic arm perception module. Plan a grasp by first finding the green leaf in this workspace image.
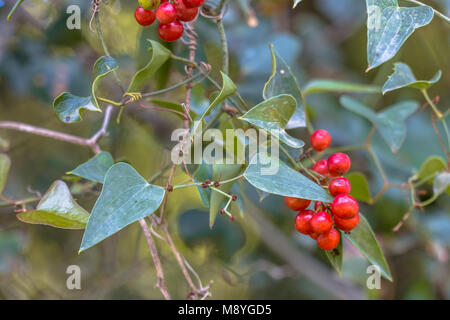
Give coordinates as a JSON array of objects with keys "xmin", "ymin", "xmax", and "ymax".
[
  {"xmin": 0, "ymin": 154, "xmax": 11, "ymax": 194},
  {"xmin": 346, "ymin": 172, "xmax": 372, "ymax": 203},
  {"xmin": 244, "ymin": 153, "xmax": 333, "ymax": 202},
  {"xmin": 68, "ymin": 152, "xmax": 114, "ymax": 183},
  {"xmin": 293, "ymin": 0, "xmax": 302, "ymax": 8},
  {"xmin": 433, "ymin": 172, "xmax": 450, "ymax": 196},
  {"xmin": 147, "ymin": 98, "xmax": 197, "ymax": 120},
  {"xmin": 80, "ymin": 163, "xmax": 165, "ymax": 252},
  {"xmin": 382, "ymin": 62, "xmax": 441, "ymax": 94},
  {"xmin": 192, "ymin": 72, "xmax": 237, "ymax": 138},
  {"xmin": 53, "ymin": 56, "xmax": 118, "ymax": 123},
  {"xmin": 264, "ymin": 45, "xmax": 305, "ymax": 129},
  {"xmin": 366, "ymin": 0, "xmax": 434, "ymax": 70},
  {"xmin": 325, "ymin": 230, "xmax": 343, "ymax": 276},
  {"xmin": 340, "ymin": 96, "xmax": 419, "ymax": 153},
  {"xmin": 345, "ymin": 213, "xmax": 392, "ymax": 281},
  {"xmin": 416, "ymin": 156, "xmax": 446, "ymax": 183},
  {"xmin": 303, "ymin": 79, "xmax": 381, "ymax": 96},
  {"xmin": 128, "ymin": 40, "xmax": 171, "ymax": 92},
  {"xmin": 209, "ymin": 164, "xmax": 243, "ymax": 228},
  {"xmin": 16, "ymin": 181, "xmax": 89, "ymax": 230},
  {"xmin": 239, "ymin": 94, "xmax": 305, "ymax": 149},
  {"xmin": 192, "ymin": 163, "xmax": 213, "ymax": 208}
]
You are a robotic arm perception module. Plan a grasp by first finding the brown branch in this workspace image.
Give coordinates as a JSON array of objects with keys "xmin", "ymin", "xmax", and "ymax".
[{"xmin": 138, "ymin": 219, "xmax": 171, "ymax": 300}]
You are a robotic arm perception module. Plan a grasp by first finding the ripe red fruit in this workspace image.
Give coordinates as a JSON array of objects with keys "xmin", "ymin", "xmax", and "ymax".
[
  {"xmin": 295, "ymin": 210, "xmax": 315, "ymax": 235},
  {"xmin": 311, "ymin": 159, "xmax": 329, "ymax": 176},
  {"xmin": 310, "ymin": 129, "xmax": 332, "ymax": 152},
  {"xmin": 156, "ymin": 2, "xmax": 177, "ymax": 24},
  {"xmin": 158, "ymin": 20, "xmax": 184, "ymax": 42},
  {"xmin": 310, "ymin": 211, "xmax": 333, "ymax": 234},
  {"xmin": 331, "ymin": 194, "xmax": 359, "ymax": 219},
  {"xmin": 317, "ymin": 228, "xmax": 340, "ymax": 251},
  {"xmin": 328, "ymin": 177, "xmax": 351, "ymax": 197},
  {"xmin": 327, "ymin": 153, "xmax": 351, "ymax": 177},
  {"xmin": 183, "ymin": 0, "xmax": 205, "ymax": 8},
  {"xmin": 310, "ymin": 232, "xmax": 319, "ymax": 240},
  {"xmin": 134, "ymin": 7, "xmax": 156, "ymax": 26},
  {"xmin": 334, "ymin": 214, "xmax": 360, "ymax": 232},
  {"xmin": 284, "ymin": 197, "xmax": 311, "ymax": 211},
  {"xmin": 174, "ymin": 0, "xmax": 199, "ymax": 22}
]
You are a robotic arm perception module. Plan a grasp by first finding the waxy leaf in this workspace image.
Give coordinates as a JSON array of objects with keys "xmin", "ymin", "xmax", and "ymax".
[
  {"xmin": 382, "ymin": 62, "xmax": 441, "ymax": 94},
  {"xmin": 264, "ymin": 45, "xmax": 305, "ymax": 129},
  {"xmin": 347, "ymin": 172, "xmax": 372, "ymax": 203},
  {"xmin": 17, "ymin": 181, "xmax": 89, "ymax": 230},
  {"xmin": 53, "ymin": 56, "xmax": 118, "ymax": 123},
  {"xmin": 325, "ymin": 230, "xmax": 343, "ymax": 277},
  {"xmin": 0, "ymin": 154, "xmax": 11, "ymax": 194},
  {"xmin": 433, "ymin": 172, "xmax": 450, "ymax": 196},
  {"xmin": 345, "ymin": 213, "xmax": 392, "ymax": 281},
  {"xmin": 239, "ymin": 94, "xmax": 305, "ymax": 149},
  {"xmin": 68, "ymin": 152, "xmax": 114, "ymax": 183},
  {"xmin": 416, "ymin": 156, "xmax": 446, "ymax": 183},
  {"xmin": 80, "ymin": 163, "xmax": 165, "ymax": 252},
  {"xmin": 366, "ymin": 0, "xmax": 434, "ymax": 70},
  {"xmin": 128, "ymin": 40, "xmax": 171, "ymax": 92},
  {"xmin": 244, "ymin": 153, "xmax": 333, "ymax": 202},
  {"xmin": 209, "ymin": 164, "xmax": 243, "ymax": 228},
  {"xmin": 303, "ymin": 79, "xmax": 380, "ymax": 96},
  {"xmin": 340, "ymin": 96, "xmax": 419, "ymax": 153},
  {"xmin": 192, "ymin": 72, "xmax": 237, "ymax": 138}
]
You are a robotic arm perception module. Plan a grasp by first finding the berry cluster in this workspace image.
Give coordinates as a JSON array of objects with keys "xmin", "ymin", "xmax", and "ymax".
[
  {"xmin": 284, "ymin": 129, "xmax": 360, "ymax": 252},
  {"xmin": 134, "ymin": 0, "xmax": 204, "ymax": 42}
]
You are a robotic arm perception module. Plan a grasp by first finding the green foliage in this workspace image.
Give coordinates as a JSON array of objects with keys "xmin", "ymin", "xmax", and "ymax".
[
  {"xmin": 239, "ymin": 94, "xmax": 304, "ymax": 148},
  {"xmin": 0, "ymin": 154, "xmax": 11, "ymax": 194},
  {"xmin": 80, "ymin": 163, "xmax": 165, "ymax": 252},
  {"xmin": 347, "ymin": 172, "xmax": 372, "ymax": 203},
  {"xmin": 244, "ymin": 153, "xmax": 333, "ymax": 202},
  {"xmin": 127, "ymin": 40, "xmax": 171, "ymax": 92},
  {"xmin": 340, "ymin": 96, "xmax": 419, "ymax": 153},
  {"xmin": 345, "ymin": 213, "xmax": 393, "ymax": 281},
  {"xmin": 303, "ymin": 80, "xmax": 381, "ymax": 96},
  {"xmin": 382, "ymin": 62, "xmax": 442, "ymax": 94},
  {"xmin": 325, "ymin": 231, "xmax": 343, "ymax": 276},
  {"xmin": 68, "ymin": 152, "xmax": 114, "ymax": 183},
  {"xmin": 53, "ymin": 56, "xmax": 118, "ymax": 123},
  {"xmin": 366, "ymin": 0, "xmax": 434, "ymax": 70},
  {"xmin": 16, "ymin": 181, "xmax": 89, "ymax": 229}
]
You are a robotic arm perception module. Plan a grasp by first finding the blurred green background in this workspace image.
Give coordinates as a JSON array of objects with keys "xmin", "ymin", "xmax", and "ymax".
[{"xmin": 0, "ymin": 0, "xmax": 449, "ymax": 299}]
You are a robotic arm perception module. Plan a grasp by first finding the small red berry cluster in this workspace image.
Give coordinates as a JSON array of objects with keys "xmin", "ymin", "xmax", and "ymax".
[
  {"xmin": 134, "ymin": 0, "xmax": 204, "ymax": 42},
  {"xmin": 284, "ymin": 129, "xmax": 360, "ymax": 252}
]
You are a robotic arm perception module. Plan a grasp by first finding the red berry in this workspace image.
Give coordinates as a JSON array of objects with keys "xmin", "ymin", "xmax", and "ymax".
[
  {"xmin": 334, "ymin": 214, "xmax": 360, "ymax": 232},
  {"xmin": 310, "ymin": 129, "xmax": 332, "ymax": 152},
  {"xmin": 310, "ymin": 211, "xmax": 333, "ymax": 234},
  {"xmin": 317, "ymin": 228, "xmax": 340, "ymax": 251},
  {"xmin": 331, "ymin": 194, "xmax": 359, "ymax": 219},
  {"xmin": 156, "ymin": 2, "xmax": 177, "ymax": 24},
  {"xmin": 328, "ymin": 177, "xmax": 351, "ymax": 197},
  {"xmin": 284, "ymin": 197, "xmax": 311, "ymax": 211},
  {"xmin": 311, "ymin": 159, "xmax": 329, "ymax": 176},
  {"xmin": 183, "ymin": 0, "xmax": 205, "ymax": 8},
  {"xmin": 295, "ymin": 210, "xmax": 314, "ymax": 235},
  {"xmin": 134, "ymin": 7, "xmax": 156, "ymax": 26},
  {"xmin": 158, "ymin": 20, "xmax": 184, "ymax": 42},
  {"xmin": 174, "ymin": 0, "xmax": 198, "ymax": 22},
  {"xmin": 327, "ymin": 153, "xmax": 351, "ymax": 177},
  {"xmin": 310, "ymin": 232, "xmax": 319, "ymax": 240}
]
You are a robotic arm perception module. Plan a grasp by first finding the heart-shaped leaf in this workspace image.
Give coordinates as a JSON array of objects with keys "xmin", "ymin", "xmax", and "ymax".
[
  {"xmin": 346, "ymin": 172, "xmax": 372, "ymax": 203},
  {"xmin": 366, "ymin": 0, "xmax": 434, "ymax": 70},
  {"xmin": 127, "ymin": 40, "xmax": 171, "ymax": 92},
  {"xmin": 345, "ymin": 213, "xmax": 392, "ymax": 281},
  {"xmin": 53, "ymin": 56, "xmax": 118, "ymax": 123},
  {"xmin": 416, "ymin": 156, "xmax": 446, "ymax": 183},
  {"xmin": 382, "ymin": 62, "xmax": 441, "ymax": 94},
  {"xmin": 340, "ymin": 96, "xmax": 419, "ymax": 153},
  {"xmin": 68, "ymin": 152, "xmax": 114, "ymax": 183},
  {"xmin": 0, "ymin": 154, "xmax": 11, "ymax": 194},
  {"xmin": 239, "ymin": 94, "xmax": 305, "ymax": 149},
  {"xmin": 192, "ymin": 72, "xmax": 237, "ymax": 138},
  {"xmin": 303, "ymin": 79, "xmax": 381, "ymax": 96},
  {"xmin": 244, "ymin": 153, "xmax": 333, "ymax": 202},
  {"xmin": 79, "ymin": 163, "xmax": 165, "ymax": 252},
  {"xmin": 325, "ymin": 230, "xmax": 343, "ymax": 277},
  {"xmin": 16, "ymin": 181, "xmax": 89, "ymax": 230},
  {"xmin": 264, "ymin": 45, "xmax": 305, "ymax": 129},
  {"xmin": 209, "ymin": 163, "xmax": 243, "ymax": 228}
]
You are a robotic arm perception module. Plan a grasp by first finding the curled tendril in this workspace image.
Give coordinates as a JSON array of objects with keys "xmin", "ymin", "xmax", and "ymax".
[
  {"xmin": 89, "ymin": 0, "xmax": 103, "ymax": 32},
  {"xmin": 123, "ymin": 92, "xmax": 143, "ymax": 104}
]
